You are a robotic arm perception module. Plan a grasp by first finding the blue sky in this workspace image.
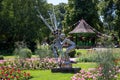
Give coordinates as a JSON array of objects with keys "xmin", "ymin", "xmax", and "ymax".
[{"xmin": 47, "ymin": 0, "xmax": 68, "ymax": 5}]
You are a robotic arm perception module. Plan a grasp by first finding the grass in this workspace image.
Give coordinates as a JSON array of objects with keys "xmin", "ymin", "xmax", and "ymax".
[
  {"xmin": 4, "ymin": 55, "xmax": 15, "ymax": 59},
  {"xmin": 27, "ymin": 70, "xmax": 73, "ymax": 80},
  {"xmin": 25, "ymin": 62, "xmax": 97, "ymax": 80},
  {"xmin": 73, "ymin": 62, "xmax": 97, "ymax": 70},
  {"xmin": 4, "ymin": 55, "xmax": 38, "ymax": 59},
  {"xmin": 75, "ymin": 49, "xmax": 87, "ymax": 54}
]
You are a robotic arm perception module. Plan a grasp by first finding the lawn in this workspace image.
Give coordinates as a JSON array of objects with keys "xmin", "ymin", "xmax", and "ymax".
[
  {"xmin": 28, "ymin": 70, "xmax": 73, "ymax": 80},
  {"xmin": 26, "ymin": 62, "xmax": 97, "ymax": 80}
]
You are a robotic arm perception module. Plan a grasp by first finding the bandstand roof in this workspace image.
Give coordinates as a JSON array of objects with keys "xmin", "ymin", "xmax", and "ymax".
[{"xmin": 69, "ymin": 19, "xmax": 95, "ymax": 34}]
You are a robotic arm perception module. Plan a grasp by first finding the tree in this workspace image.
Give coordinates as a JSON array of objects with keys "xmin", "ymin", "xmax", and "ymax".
[
  {"xmin": 98, "ymin": 0, "xmax": 116, "ymax": 34},
  {"xmin": 114, "ymin": 0, "xmax": 120, "ymax": 38},
  {"xmin": 63, "ymin": 0, "xmax": 103, "ymax": 33},
  {"xmin": 12, "ymin": 0, "xmax": 50, "ymax": 41},
  {"xmin": 54, "ymin": 3, "xmax": 67, "ymax": 29},
  {"xmin": 0, "ymin": 0, "xmax": 51, "ymax": 53},
  {"xmin": 0, "ymin": 0, "xmax": 14, "ymax": 53}
]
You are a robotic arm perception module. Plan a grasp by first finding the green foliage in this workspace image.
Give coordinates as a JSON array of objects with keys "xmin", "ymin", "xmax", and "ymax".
[
  {"xmin": 14, "ymin": 48, "xmax": 32, "ymax": 59},
  {"xmin": 113, "ymin": 49, "xmax": 120, "ymax": 60},
  {"xmin": 0, "ymin": 55, "xmax": 4, "ymax": 60},
  {"xmin": 114, "ymin": 0, "xmax": 120, "ymax": 38},
  {"xmin": 75, "ymin": 52, "xmax": 82, "ymax": 57},
  {"xmin": 97, "ymin": 0, "xmax": 120, "ymax": 37},
  {"xmin": 13, "ymin": 41, "xmax": 32, "ymax": 59},
  {"xmin": 20, "ymin": 48, "xmax": 32, "ymax": 58},
  {"xmin": 77, "ymin": 53, "xmax": 98, "ymax": 62},
  {"xmin": 95, "ymin": 49, "xmax": 117, "ymax": 80},
  {"xmin": 99, "ymin": 0, "xmax": 116, "ymax": 33},
  {"xmin": 64, "ymin": 0, "xmax": 103, "ymax": 33},
  {"xmin": 35, "ymin": 45, "xmax": 53, "ymax": 58},
  {"xmin": 0, "ymin": 0, "xmax": 51, "ymax": 54},
  {"xmin": 54, "ymin": 3, "xmax": 67, "ymax": 29},
  {"xmin": 69, "ymin": 50, "xmax": 76, "ymax": 58}
]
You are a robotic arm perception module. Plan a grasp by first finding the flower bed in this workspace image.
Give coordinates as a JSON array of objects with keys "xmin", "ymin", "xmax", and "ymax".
[
  {"xmin": 0, "ymin": 58, "xmax": 57, "ymax": 70},
  {"xmin": 71, "ymin": 68, "xmax": 101, "ymax": 80},
  {"xmin": 0, "ymin": 66, "xmax": 32, "ymax": 79},
  {"xmin": 71, "ymin": 66, "xmax": 120, "ymax": 80}
]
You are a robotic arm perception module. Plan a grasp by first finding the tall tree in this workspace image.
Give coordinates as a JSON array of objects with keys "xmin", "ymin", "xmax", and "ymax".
[
  {"xmin": 55, "ymin": 3, "xmax": 67, "ymax": 29},
  {"xmin": 98, "ymin": 0, "xmax": 116, "ymax": 34},
  {"xmin": 114, "ymin": 0, "xmax": 120, "ymax": 37},
  {"xmin": 0, "ymin": 0, "xmax": 51, "ymax": 53},
  {"xmin": 0, "ymin": 0, "xmax": 15, "ymax": 53},
  {"xmin": 12, "ymin": 0, "xmax": 50, "ymax": 41}
]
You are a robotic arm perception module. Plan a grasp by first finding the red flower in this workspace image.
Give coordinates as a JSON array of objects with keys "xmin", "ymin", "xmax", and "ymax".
[
  {"xmin": 7, "ymin": 78, "xmax": 10, "ymax": 80},
  {"xmin": 24, "ymin": 72, "xmax": 27, "ymax": 76},
  {"xmin": 16, "ymin": 76, "xmax": 19, "ymax": 79},
  {"xmin": 1, "ymin": 71, "xmax": 4, "ymax": 74},
  {"xmin": 27, "ymin": 73, "xmax": 30, "ymax": 76},
  {"xmin": 5, "ymin": 74, "xmax": 8, "ymax": 76},
  {"xmin": 9, "ymin": 70, "xmax": 13, "ymax": 75},
  {"xmin": 17, "ymin": 69, "xmax": 21, "ymax": 73},
  {"xmin": 11, "ymin": 76, "xmax": 14, "ymax": 79}
]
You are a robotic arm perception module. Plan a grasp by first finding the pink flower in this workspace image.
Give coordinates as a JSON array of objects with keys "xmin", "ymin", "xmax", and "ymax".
[
  {"xmin": 80, "ymin": 70, "xmax": 85, "ymax": 74},
  {"xmin": 81, "ymin": 77, "xmax": 85, "ymax": 80},
  {"xmin": 0, "ymin": 60, "xmax": 5, "ymax": 64}
]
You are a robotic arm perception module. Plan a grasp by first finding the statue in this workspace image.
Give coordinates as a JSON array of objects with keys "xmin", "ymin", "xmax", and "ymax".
[
  {"xmin": 36, "ymin": 7, "xmax": 80, "ymax": 73},
  {"xmin": 60, "ymin": 33, "xmax": 76, "ymax": 68}
]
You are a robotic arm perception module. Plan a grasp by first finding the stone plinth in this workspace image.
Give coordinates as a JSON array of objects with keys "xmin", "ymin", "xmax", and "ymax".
[{"xmin": 51, "ymin": 67, "xmax": 81, "ymax": 73}]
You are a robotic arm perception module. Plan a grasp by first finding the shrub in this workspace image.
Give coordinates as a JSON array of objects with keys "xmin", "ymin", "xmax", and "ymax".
[
  {"xmin": 35, "ymin": 45, "xmax": 53, "ymax": 58},
  {"xmin": 0, "ymin": 55, "xmax": 4, "ymax": 60},
  {"xmin": 14, "ymin": 48, "xmax": 32, "ymax": 59},
  {"xmin": 19, "ymin": 48, "xmax": 32, "ymax": 58},
  {"xmin": 75, "ymin": 52, "xmax": 82, "ymax": 57},
  {"xmin": 14, "ymin": 41, "xmax": 32, "ymax": 59},
  {"xmin": 77, "ymin": 53, "xmax": 98, "ymax": 62},
  {"xmin": 95, "ymin": 49, "xmax": 117, "ymax": 80},
  {"xmin": 69, "ymin": 50, "xmax": 76, "ymax": 58},
  {"xmin": 112, "ymin": 49, "xmax": 120, "ymax": 61}
]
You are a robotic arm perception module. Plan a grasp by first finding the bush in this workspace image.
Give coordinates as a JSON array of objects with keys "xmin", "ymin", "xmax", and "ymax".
[
  {"xmin": 95, "ymin": 49, "xmax": 117, "ymax": 80},
  {"xmin": 14, "ymin": 48, "xmax": 32, "ymax": 59},
  {"xmin": 69, "ymin": 50, "xmax": 76, "ymax": 58},
  {"xmin": 14, "ymin": 41, "xmax": 32, "ymax": 59},
  {"xmin": 75, "ymin": 52, "xmax": 82, "ymax": 57},
  {"xmin": 35, "ymin": 45, "xmax": 53, "ymax": 58},
  {"xmin": 77, "ymin": 53, "xmax": 98, "ymax": 62},
  {"xmin": 0, "ymin": 55, "xmax": 4, "ymax": 60},
  {"xmin": 19, "ymin": 48, "xmax": 32, "ymax": 58}
]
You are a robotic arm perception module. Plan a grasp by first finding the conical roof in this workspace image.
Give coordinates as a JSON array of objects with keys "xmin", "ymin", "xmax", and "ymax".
[{"xmin": 69, "ymin": 19, "xmax": 95, "ymax": 34}]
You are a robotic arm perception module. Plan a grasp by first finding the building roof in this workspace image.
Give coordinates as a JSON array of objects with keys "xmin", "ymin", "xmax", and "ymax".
[{"xmin": 69, "ymin": 19, "xmax": 95, "ymax": 34}]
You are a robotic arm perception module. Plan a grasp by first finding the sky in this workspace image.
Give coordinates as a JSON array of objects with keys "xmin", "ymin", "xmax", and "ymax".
[{"xmin": 47, "ymin": 0, "xmax": 68, "ymax": 5}]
